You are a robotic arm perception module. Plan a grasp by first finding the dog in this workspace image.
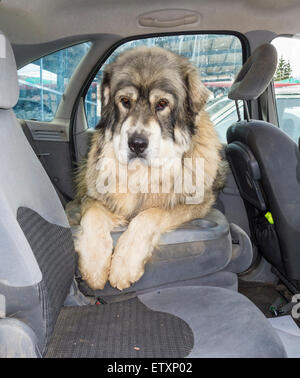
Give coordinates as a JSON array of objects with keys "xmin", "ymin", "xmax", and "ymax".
[{"xmin": 73, "ymin": 46, "xmax": 226, "ymax": 290}]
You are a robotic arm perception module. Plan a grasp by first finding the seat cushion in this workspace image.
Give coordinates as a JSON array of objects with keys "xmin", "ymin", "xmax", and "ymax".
[
  {"xmin": 46, "ymin": 286, "xmax": 286, "ymax": 358},
  {"xmin": 17, "ymin": 207, "xmax": 76, "ymax": 353},
  {"xmin": 140, "ymin": 286, "xmax": 287, "ymax": 358}
]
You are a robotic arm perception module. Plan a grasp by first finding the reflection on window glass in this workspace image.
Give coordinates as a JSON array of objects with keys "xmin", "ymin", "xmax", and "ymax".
[
  {"xmin": 272, "ymin": 36, "xmax": 300, "ymax": 143},
  {"xmin": 85, "ymin": 34, "xmax": 244, "ymax": 140},
  {"xmin": 213, "ymin": 103, "xmax": 243, "ymax": 141},
  {"xmin": 14, "ymin": 42, "xmax": 92, "ymax": 122}
]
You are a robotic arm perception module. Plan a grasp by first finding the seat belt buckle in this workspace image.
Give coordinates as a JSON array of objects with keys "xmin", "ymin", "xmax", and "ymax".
[{"xmin": 265, "ymin": 211, "xmax": 274, "ymax": 224}]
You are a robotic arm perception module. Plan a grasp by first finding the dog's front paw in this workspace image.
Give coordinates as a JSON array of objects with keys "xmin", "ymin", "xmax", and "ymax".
[
  {"xmin": 76, "ymin": 230, "xmax": 113, "ymax": 290},
  {"xmin": 109, "ymin": 231, "xmax": 150, "ymax": 290},
  {"xmin": 109, "ymin": 253, "xmax": 145, "ymax": 290}
]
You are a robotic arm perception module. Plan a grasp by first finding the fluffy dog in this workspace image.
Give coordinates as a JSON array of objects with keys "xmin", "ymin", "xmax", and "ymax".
[{"xmin": 74, "ymin": 46, "xmax": 226, "ymax": 290}]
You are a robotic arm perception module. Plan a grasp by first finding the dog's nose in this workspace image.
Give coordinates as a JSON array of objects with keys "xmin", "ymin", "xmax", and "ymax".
[{"xmin": 128, "ymin": 134, "xmax": 148, "ymax": 155}]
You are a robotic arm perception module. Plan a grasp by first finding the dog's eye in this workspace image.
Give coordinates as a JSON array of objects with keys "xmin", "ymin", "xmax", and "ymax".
[
  {"xmin": 120, "ymin": 97, "xmax": 131, "ymax": 109},
  {"xmin": 155, "ymin": 99, "xmax": 169, "ymax": 112}
]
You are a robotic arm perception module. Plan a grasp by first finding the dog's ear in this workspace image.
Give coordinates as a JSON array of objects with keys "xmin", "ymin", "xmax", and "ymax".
[
  {"xmin": 183, "ymin": 62, "xmax": 211, "ymax": 116},
  {"xmin": 97, "ymin": 65, "xmax": 116, "ymax": 131},
  {"xmin": 101, "ymin": 66, "xmax": 113, "ymax": 108}
]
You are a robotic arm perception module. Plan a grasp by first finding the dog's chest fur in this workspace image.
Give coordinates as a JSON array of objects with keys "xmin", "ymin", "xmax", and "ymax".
[{"xmin": 85, "ymin": 142, "xmax": 186, "ymax": 219}]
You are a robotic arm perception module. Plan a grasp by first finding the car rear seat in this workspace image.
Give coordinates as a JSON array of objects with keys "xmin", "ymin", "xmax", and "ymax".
[{"xmin": 0, "ymin": 31, "xmax": 287, "ymax": 358}]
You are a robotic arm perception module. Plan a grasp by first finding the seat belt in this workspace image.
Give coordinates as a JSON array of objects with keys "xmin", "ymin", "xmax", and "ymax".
[
  {"xmin": 259, "ymin": 83, "xmax": 279, "ymax": 126},
  {"xmin": 258, "ymin": 88, "xmax": 270, "ymax": 123}
]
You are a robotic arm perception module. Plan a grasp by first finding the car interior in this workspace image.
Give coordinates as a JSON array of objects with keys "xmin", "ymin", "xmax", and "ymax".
[{"xmin": 0, "ymin": 0, "xmax": 300, "ymax": 359}]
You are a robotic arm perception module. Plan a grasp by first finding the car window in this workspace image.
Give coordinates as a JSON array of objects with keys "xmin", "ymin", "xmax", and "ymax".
[
  {"xmin": 272, "ymin": 36, "xmax": 300, "ymax": 143},
  {"xmin": 14, "ymin": 42, "xmax": 92, "ymax": 122},
  {"xmin": 84, "ymin": 34, "xmax": 244, "ymax": 141},
  {"xmin": 213, "ymin": 102, "xmax": 243, "ymax": 141}
]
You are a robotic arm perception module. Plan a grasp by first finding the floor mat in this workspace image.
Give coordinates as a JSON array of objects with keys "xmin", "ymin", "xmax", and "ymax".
[{"xmin": 45, "ymin": 297, "xmax": 194, "ymax": 358}]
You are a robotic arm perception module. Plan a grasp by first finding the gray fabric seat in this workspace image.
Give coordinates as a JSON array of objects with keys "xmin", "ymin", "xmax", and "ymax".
[
  {"xmin": 0, "ymin": 31, "xmax": 287, "ymax": 358},
  {"xmin": 139, "ymin": 286, "xmax": 287, "ymax": 358}
]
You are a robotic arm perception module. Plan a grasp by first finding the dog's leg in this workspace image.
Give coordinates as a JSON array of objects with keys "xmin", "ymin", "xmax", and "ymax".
[
  {"xmin": 76, "ymin": 198, "xmax": 126, "ymax": 290},
  {"xmin": 109, "ymin": 193, "xmax": 214, "ymax": 290}
]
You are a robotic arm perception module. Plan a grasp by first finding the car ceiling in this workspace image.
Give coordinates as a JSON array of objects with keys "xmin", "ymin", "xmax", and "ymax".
[{"xmin": 1, "ymin": 0, "xmax": 300, "ymax": 65}]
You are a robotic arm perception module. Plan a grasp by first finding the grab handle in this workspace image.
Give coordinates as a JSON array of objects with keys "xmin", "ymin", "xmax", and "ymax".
[{"xmin": 139, "ymin": 14, "xmax": 199, "ymax": 28}]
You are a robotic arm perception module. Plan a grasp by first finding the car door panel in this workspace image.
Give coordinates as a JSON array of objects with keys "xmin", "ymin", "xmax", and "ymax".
[{"xmin": 24, "ymin": 120, "xmax": 75, "ymax": 201}]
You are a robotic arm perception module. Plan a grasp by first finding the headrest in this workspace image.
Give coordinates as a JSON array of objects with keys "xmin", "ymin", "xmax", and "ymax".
[
  {"xmin": 228, "ymin": 44, "xmax": 278, "ymax": 101},
  {"xmin": 0, "ymin": 31, "xmax": 19, "ymax": 109}
]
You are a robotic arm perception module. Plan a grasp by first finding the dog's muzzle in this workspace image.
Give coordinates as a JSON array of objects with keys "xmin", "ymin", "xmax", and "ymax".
[{"xmin": 128, "ymin": 133, "xmax": 149, "ymax": 157}]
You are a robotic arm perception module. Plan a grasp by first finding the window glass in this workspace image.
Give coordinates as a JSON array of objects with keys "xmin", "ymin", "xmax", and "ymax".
[
  {"xmin": 272, "ymin": 36, "xmax": 300, "ymax": 143},
  {"xmin": 85, "ymin": 34, "xmax": 244, "ymax": 142},
  {"xmin": 15, "ymin": 42, "xmax": 92, "ymax": 122},
  {"xmin": 208, "ymin": 100, "xmax": 243, "ymax": 142}
]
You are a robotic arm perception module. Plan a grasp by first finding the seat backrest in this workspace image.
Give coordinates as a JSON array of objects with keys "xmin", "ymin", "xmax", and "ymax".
[
  {"xmin": 226, "ymin": 44, "xmax": 300, "ymax": 286},
  {"xmin": 226, "ymin": 135, "xmax": 267, "ymax": 211},
  {"xmin": 0, "ymin": 31, "xmax": 76, "ymax": 356}
]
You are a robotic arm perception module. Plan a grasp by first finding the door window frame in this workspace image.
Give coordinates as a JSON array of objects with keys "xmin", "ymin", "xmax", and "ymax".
[
  {"xmin": 15, "ymin": 40, "xmax": 92, "ymax": 123},
  {"xmin": 79, "ymin": 31, "xmax": 249, "ymax": 122}
]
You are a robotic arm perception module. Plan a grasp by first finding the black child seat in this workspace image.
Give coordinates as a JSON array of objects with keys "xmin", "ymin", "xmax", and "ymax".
[
  {"xmin": 226, "ymin": 43, "xmax": 300, "ymax": 292},
  {"xmin": 0, "ymin": 32, "xmax": 287, "ymax": 358}
]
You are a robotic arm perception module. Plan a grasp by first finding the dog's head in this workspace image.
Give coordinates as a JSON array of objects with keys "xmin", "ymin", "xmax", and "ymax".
[{"xmin": 98, "ymin": 46, "xmax": 210, "ymax": 166}]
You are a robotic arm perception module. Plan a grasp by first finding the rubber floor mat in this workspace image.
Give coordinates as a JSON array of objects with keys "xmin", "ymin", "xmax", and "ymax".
[{"xmin": 45, "ymin": 297, "xmax": 194, "ymax": 358}]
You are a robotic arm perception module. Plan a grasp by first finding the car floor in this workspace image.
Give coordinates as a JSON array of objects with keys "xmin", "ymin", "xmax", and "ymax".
[
  {"xmin": 238, "ymin": 279, "xmax": 300, "ymax": 358},
  {"xmin": 238, "ymin": 279, "xmax": 300, "ymax": 327}
]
